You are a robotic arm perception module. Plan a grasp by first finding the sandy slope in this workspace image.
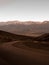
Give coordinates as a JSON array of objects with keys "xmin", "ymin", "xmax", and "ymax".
[
  {"xmin": 0, "ymin": 58, "xmax": 10, "ymax": 65},
  {"xmin": 0, "ymin": 41, "xmax": 49, "ymax": 65}
]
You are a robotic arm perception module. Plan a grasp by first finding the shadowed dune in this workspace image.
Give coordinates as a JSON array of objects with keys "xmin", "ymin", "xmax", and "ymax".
[
  {"xmin": 0, "ymin": 30, "xmax": 35, "ymax": 44},
  {"xmin": 36, "ymin": 33, "xmax": 49, "ymax": 41}
]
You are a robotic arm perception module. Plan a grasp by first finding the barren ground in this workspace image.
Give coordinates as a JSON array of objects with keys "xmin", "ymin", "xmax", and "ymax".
[{"xmin": 0, "ymin": 41, "xmax": 49, "ymax": 65}]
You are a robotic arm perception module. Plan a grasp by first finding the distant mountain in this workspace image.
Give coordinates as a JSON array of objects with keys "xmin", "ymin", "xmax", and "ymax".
[{"xmin": 0, "ymin": 21, "xmax": 49, "ymax": 36}]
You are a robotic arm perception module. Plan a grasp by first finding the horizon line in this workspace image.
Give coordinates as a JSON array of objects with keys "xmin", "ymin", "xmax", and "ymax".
[{"xmin": 0, "ymin": 20, "xmax": 49, "ymax": 22}]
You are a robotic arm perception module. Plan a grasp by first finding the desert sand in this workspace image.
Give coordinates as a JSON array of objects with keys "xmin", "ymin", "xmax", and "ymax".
[{"xmin": 0, "ymin": 41, "xmax": 49, "ymax": 65}]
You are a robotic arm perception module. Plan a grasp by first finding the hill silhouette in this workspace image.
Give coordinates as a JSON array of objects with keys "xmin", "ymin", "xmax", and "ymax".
[
  {"xmin": 0, "ymin": 30, "xmax": 49, "ymax": 43},
  {"xmin": 0, "ymin": 30, "xmax": 35, "ymax": 43},
  {"xmin": 36, "ymin": 33, "xmax": 49, "ymax": 41}
]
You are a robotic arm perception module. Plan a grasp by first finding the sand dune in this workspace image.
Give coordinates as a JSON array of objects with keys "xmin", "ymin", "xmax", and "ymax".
[
  {"xmin": 0, "ymin": 41, "xmax": 49, "ymax": 65},
  {"xmin": 0, "ymin": 30, "xmax": 49, "ymax": 65}
]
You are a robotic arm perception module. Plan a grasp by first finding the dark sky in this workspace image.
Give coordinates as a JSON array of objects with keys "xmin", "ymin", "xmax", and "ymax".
[{"xmin": 0, "ymin": 0, "xmax": 49, "ymax": 22}]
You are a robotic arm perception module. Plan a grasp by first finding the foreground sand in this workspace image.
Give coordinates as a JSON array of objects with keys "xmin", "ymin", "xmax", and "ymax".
[{"xmin": 0, "ymin": 41, "xmax": 49, "ymax": 65}]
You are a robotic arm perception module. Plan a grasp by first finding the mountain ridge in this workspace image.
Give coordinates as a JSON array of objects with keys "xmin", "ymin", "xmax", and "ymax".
[
  {"xmin": 0, "ymin": 20, "xmax": 49, "ymax": 25},
  {"xmin": 0, "ymin": 21, "xmax": 49, "ymax": 36}
]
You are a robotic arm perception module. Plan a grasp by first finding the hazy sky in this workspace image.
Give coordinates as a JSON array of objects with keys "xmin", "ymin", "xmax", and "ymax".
[{"xmin": 0, "ymin": 0, "xmax": 49, "ymax": 22}]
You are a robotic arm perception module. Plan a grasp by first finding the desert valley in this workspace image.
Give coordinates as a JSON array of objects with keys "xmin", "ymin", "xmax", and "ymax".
[
  {"xmin": 0, "ymin": 0, "xmax": 49, "ymax": 64},
  {"xmin": 0, "ymin": 21, "xmax": 49, "ymax": 65}
]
